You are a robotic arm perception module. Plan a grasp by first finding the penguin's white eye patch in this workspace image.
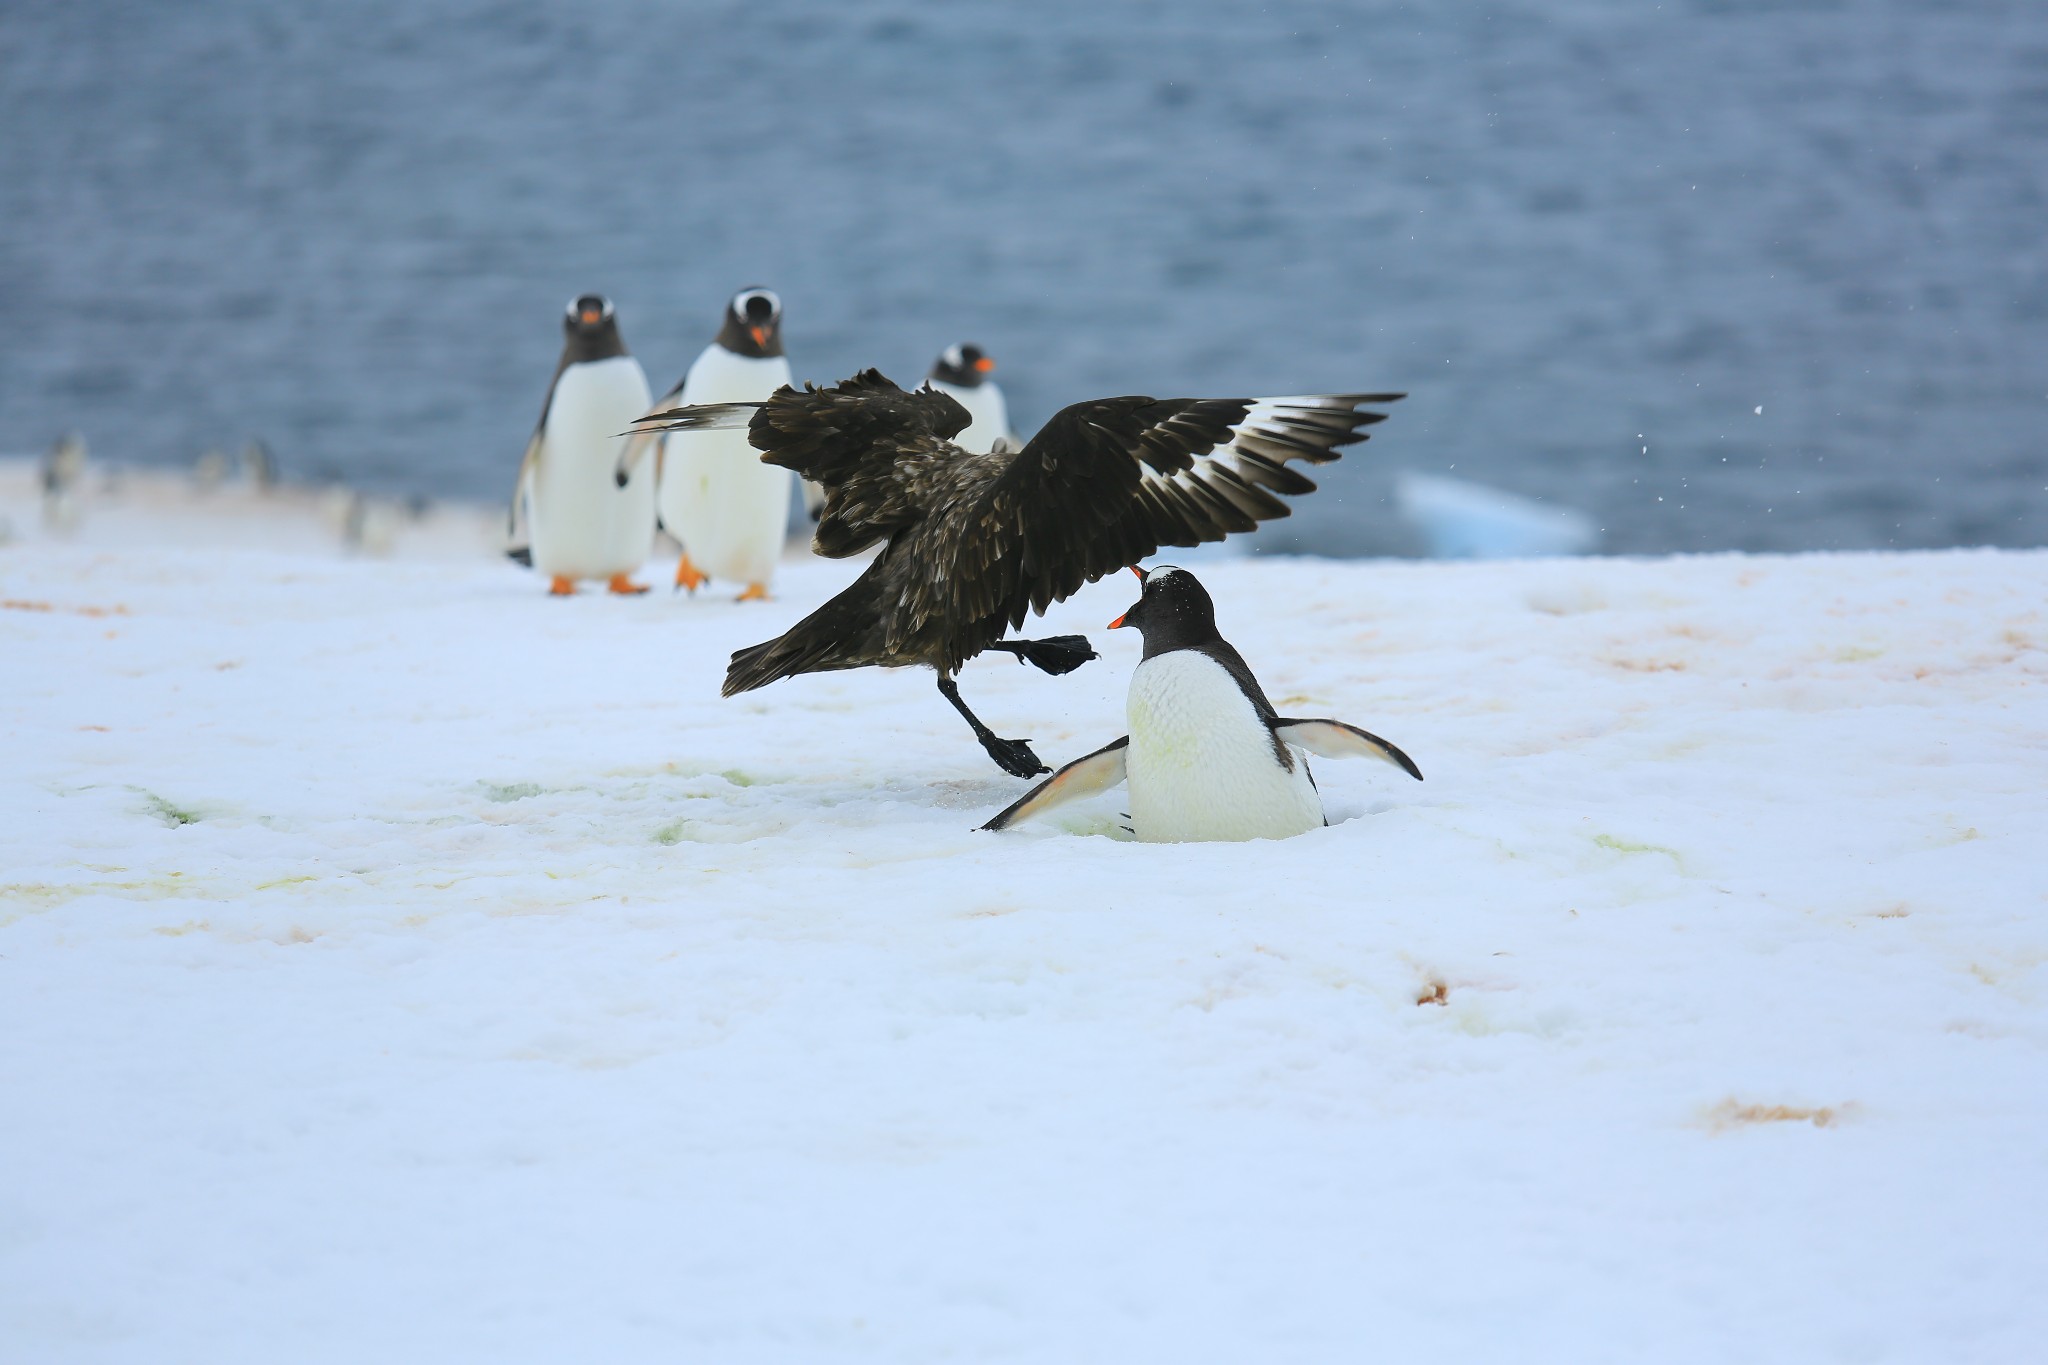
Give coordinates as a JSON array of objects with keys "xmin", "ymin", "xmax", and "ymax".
[
  {"xmin": 942, "ymin": 344, "xmax": 964, "ymax": 368},
  {"xmin": 735, "ymin": 289, "xmax": 780, "ymax": 321}
]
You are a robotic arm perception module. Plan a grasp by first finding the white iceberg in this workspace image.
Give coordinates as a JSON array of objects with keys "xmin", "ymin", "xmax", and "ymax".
[{"xmin": 1395, "ymin": 470, "xmax": 1598, "ymax": 558}]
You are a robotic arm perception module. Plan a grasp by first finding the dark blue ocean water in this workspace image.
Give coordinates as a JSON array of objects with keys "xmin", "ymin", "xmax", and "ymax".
[{"xmin": 4, "ymin": 0, "xmax": 2045, "ymax": 555}]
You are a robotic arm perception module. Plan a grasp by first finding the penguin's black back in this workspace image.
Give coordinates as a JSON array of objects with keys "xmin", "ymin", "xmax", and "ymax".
[{"xmin": 1127, "ymin": 566, "xmax": 1282, "ymax": 724}]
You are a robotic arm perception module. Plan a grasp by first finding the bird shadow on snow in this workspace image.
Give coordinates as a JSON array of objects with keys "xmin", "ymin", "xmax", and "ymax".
[
  {"xmin": 457, "ymin": 762, "xmax": 1061, "ymax": 847},
  {"xmin": 457, "ymin": 753, "xmax": 1418, "ymax": 850},
  {"xmin": 987, "ymin": 797, "xmax": 1403, "ymax": 844}
]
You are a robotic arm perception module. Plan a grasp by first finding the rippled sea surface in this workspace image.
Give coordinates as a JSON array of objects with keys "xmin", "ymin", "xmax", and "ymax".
[{"xmin": 4, "ymin": 0, "xmax": 2045, "ymax": 555}]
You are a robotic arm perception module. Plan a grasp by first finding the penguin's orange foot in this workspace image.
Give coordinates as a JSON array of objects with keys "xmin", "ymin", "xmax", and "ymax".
[
  {"xmin": 673, "ymin": 554, "xmax": 707, "ymax": 593},
  {"xmin": 548, "ymin": 576, "xmax": 576, "ymax": 596},
  {"xmin": 736, "ymin": 582, "xmax": 772, "ymax": 602},
  {"xmin": 607, "ymin": 574, "xmax": 650, "ymax": 596}
]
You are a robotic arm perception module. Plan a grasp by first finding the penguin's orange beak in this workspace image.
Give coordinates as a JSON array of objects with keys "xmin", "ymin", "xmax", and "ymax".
[
  {"xmin": 1109, "ymin": 566, "xmax": 1144, "ymax": 627},
  {"xmin": 974, "ymin": 355, "xmax": 996, "ymax": 373},
  {"xmin": 750, "ymin": 325, "xmax": 769, "ymax": 347},
  {"xmin": 580, "ymin": 309, "xmax": 602, "ymax": 324}
]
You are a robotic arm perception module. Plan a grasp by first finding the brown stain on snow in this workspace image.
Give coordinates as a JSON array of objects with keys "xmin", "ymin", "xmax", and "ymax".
[
  {"xmin": 2, "ymin": 598, "xmax": 130, "ymax": 617},
  {"xmin": 1702, "ymin": 1100, "xmax": 1851, "ymax": 1131},
  {"xmin": 1416, "ymin": 979, "xmax": 1449, "ymax": 1006},
  {"xmin": 151, "ymin": 919, "xmax": 212, "ymax": 936}
]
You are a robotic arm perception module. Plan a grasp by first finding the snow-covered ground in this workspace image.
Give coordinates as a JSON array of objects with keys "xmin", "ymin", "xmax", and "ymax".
[{"xmin": 4, "ymin": 465, "xmax": 2047, "ymax": 1362}]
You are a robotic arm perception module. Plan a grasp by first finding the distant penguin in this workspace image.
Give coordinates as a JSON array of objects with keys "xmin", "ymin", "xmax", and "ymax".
[
  {"xmin": 507, "ymin": 295, "xmax": 657, "ymax": 595},
  {"xmin": 240, "ymin": 439, "xmax": 278, "ymax": 490},
  {"xmin": 40, "ymin": 433, "xmax": 87, "ymax": 532},
  {"xmin": 616, "ymin": 287, "xmax": 795, "ymax": 599},
  {"xmin": 194, "ymin": 449, "xmax": 232, "ymax": 488},
  {"xmin": 983, "ymin": 566, "xmax": 1422, "ymax": 841},
  {"xmin": 925, "ymin": 343, "xmax": 1013, "ymax": 453}
]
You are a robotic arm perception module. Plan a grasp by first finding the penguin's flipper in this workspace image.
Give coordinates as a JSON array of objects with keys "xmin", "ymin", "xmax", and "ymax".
[
  {"xmin": 506, "ymin": 429, "xmax": 542, "ymax": 555},
  {"xmin": 1271, "ymin": 719, "xmax": 1423, "ymax": 781},
  {"xmin": 505, "ymin": 546, "xmax": 533, "ymax": 568},
  {"xmin": 980, "ymin": 736, "xmax": 1129, "ymax": 831},
  {"xmin": 613, "ymin": 425, "xmax": 662, "ymax": 488},
  {"xmin": 613, "ymin": 380, "xmax": 689, "ymax": 487}
]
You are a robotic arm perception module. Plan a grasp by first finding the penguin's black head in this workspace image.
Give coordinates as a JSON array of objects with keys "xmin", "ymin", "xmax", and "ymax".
[
  {"xmin": 929, "ymin": 343, "xmax": 995, "ymax": 389},
  {"xmin": 1108, "ymin": 565, "xmax": 1220, "ymax": 655},
  {"xmin": 718, "ymin": 286, "xmax": 785, "ymax": 359},
  {"xmin": 564, "ymin": 294, "xmax": 616, "ymax": 338},
  {"xmin": 560, "ymin": 294, "xmax": 627, "ymax": 362}
]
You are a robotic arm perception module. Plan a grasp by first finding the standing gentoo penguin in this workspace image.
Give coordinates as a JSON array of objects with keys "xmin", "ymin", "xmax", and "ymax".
[
  {"xmin": 507, "ymin": 295, "xmax": 657, "ymax": 595},
  {"xmin": 626, "ymin": 371, "xmax": 1403, "ymax": 776},
  {"xmin": 983, "ymin": 566, "xmax": 1423, "ymax": 841},
  {"xmin": 615, "ymin": 287, "xmax": 795, "ymax": 599},
  {"xmin": 40, "ymin": 433, "xmax": 88, "ymax": 532},
  {"xmin": 925, "ymin": 344, "xmax": 1013, "ymax": 452}
]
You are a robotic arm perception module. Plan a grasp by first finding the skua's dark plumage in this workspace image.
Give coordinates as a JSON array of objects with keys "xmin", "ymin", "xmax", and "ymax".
[{"xmin": 629, "ymin": 371, "xmax": 1402, "ymax": 776}]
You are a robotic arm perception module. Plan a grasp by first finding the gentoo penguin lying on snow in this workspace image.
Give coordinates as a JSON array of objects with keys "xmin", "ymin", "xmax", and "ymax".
[
  {"xmin": 614, "ymin": 287, "xmax": 796, "ymax": 600},
  {"xmin": 627, "ymin": 371, "xmax": 1402, "ymax": 777},
  {"xmin": 984, "ymin": 566, "xmax": 1422, "ymax": 841},
  {"xmin": 507, "ymin": 295, "xmax": 658, "ymax": 596},
  {"xmin": 925, "ymin": 343, "xmax": 1014, "ymax": 453}
]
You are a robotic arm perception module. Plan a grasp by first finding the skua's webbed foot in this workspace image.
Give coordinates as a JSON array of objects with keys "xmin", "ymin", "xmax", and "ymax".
[
  {"xmin": 990, "ymin": 635, "xmax": 1098, "ymax": 677},
  {"xmin": 980, "ymin": 733, "xmax": 1050, "ymax": 779},
  {"xmin": 937, "ymin": 674, "xmax": 1052, "ymax": 777}
]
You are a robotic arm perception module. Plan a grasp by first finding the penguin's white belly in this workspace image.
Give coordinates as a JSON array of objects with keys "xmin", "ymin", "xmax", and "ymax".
[
  {"xmin": 931, "ymin": 379, "xmax": 1012, "ymax": 453},
  {"xmin": 529, "ymin": 356, "xmax": 656, "ymax": 580},
  {"xmin": 659, "ymin": 349, "xmax": 793, "ymax": 585},
  {"xmin": 1125, "ymin": 652, "xmax": 1325, "ymax": 843}
]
